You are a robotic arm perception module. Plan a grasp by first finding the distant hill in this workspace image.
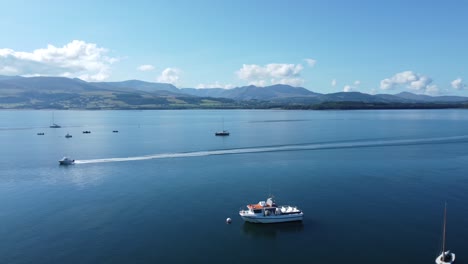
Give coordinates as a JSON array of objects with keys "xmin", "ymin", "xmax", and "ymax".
[
  {"xmin": 182, "ymin": 84, "xmax": 320, "ymax": 100},
  {"xmin": 395, "ymin": 92, "xmax": 468, "ymax": 102},
  {"xmin": 95, "ymin": 80, "xmax": 180, "ymax": 94},
  {"xmin": 0, "ymin": 76, "xmax": 235, "ymax": 109},
  {"xmin": 0, "ymin": 75, "xmax": 23, "ymax": 81},
  {"xmin": 1, "ymin": 75, "xmax": 468, "ymax": 109}
]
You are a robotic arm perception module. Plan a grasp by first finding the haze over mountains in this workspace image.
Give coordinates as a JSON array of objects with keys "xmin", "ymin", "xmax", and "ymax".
[{"xmin": 1, "ymin": 75, "xmax": 468, "ymax": 109}]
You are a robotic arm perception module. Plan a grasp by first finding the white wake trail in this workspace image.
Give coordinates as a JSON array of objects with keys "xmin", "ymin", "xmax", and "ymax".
[{"xmin": 74, "ymin": 135, "xmax": 468, "ymax": 164}]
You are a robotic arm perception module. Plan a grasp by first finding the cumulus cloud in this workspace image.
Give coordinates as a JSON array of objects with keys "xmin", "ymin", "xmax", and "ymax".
[
  {"xmin": 137, "ymin": 64, "xmax": 155, "ymax": 72},
  {"xmin": 157, "ymin": 68, "xmax": 181, "ymax": 85},
  {"xmin": 0, "ymin": 40, "xmax": 116, "ymax": 81},
  {"xmin": 249, "ymin": 80, "xmax": 267, "ymax": 87},
  {"xmin": 343, "ymin": 85, "xmax": 354, "ymax": 92},
  {"xmin": 236, "ymin": 63, "xmax": 304, "ymax": 87},
  {"xmin": 451, "ymin": 78, "xmax": 466, "ymax": 90},
  {"xmin": 380, "ymin": 71, "xmax": 433, "ymax": 92},
  {"xmin": 331, "ymin": 79, "xmax": 337, "ymax": 87},
  {"xmin": 196, "ymin": 82, "xmax": 235, "ymax": 89},
  {"xmin": 343, "ymin": 80, "xmax": 361, "ymax": 92},
  {"xmin": 425, "ymin": 84, "xmax": 439, "ymax": 95},
  {"xmin": 304, "ymin": 58, "xmax": 316, "ymax": 67}
]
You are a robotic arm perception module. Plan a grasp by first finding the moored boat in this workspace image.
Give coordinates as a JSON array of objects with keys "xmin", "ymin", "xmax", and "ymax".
[
  {"xmin": 65, "ymin": 133, "xmax": 72, "ymax": 138},
  {"xmin": 49, "ymin": 112, "xmax": 61, "ymax": 128},
  {"xmin": 435, "ymin": 203, "xmax": 455, "ymax": 264},
  {"xmin": 215, "ymin": 118, "xmax": 229, "ymax": 136},
  {"xmin": 215, "ymin": 130, "xmax": 230, "ymax": 136},
  {"xmin": 239, "ymin": 197, "xmax": 303, "ymax": 223},
  {"xmin": 59, "ymin": 157, "xmax": 75, "ymax": 165}
]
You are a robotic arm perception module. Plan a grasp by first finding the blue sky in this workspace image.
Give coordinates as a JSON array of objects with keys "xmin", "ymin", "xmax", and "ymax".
[{"xmin": 0, "ymin": 0, "xmax": 467, "ymax": 95}]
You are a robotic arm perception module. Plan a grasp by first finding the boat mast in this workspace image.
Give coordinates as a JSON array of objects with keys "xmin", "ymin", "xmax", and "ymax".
[{"xmin": 442, "ymin": 202, "xmax": 447, "ymax": 258}]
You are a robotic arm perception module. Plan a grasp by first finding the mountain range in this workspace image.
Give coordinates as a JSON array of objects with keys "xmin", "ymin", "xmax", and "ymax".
[{"xmin": 1, "ymin": 75, "xmax": 468, "ymax": 109}]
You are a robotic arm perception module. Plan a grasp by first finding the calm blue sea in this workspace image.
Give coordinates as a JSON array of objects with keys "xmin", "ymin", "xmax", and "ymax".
[{"xmin": 0, "ymin": 109, "xmax": 467, "ymax": 264}]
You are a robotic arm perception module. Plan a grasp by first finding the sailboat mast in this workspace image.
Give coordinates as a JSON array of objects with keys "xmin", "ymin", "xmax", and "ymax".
[{"xmin": 442, "ymin": 202, "xmax": 447, "ymax": 257}]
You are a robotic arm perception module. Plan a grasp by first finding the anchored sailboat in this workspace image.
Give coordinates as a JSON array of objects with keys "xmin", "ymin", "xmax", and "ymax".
[
  {"xmin": 215, "ymin": 118, "xmax": 229, "ymax": 136},
  {"xmin": 49, "ymin": 112, "xmax": 61, "ymax": 128},
  {"xmin": 435, "ymin": 203, "xmax": 455, "ymax": 264}
]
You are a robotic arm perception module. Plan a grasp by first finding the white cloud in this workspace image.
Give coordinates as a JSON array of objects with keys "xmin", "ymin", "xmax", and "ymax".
[
  {"xmin": 196, "ymin": 82, "xmax": 235, "ymax": 89},
  {"xmin": 0, "ymin": 66, "xmax": 18, "ymax": 74},
  {"xmin": 249, "ymin": 80, "xmax": 267, "ymax": 87},
  {"xmin": 451, "ymin": 78, "xmax": 466, "ymax": 90},
  {"xmin": 304, "ymin": 58, "xmax": 316, "ymax": 67},
  {"xmin": 380, "ymin": 71, "xmax": 433, "ymax": 92},
  {"xmin": 331, "ymin": 79, "xmax": 337, "ymax": 87},
  {"xmin": 343, "ymin": 85, "xmax": 354, "ymax": 92},
  {"xmin": 273, "ymin": 78, "xmax": 304, "ymax": 86},
  {"xmin": 157, "ymin": 68, "xmax": 181, "ymax": 85},
  {"xmin": 425, "ymin": 84, "xmax": 439, "ymax": 95},
  {"xmin": 343, "ymin": 80, "xmax": 360, "ymax": 92},
  {"xmin": 0, "ymin": 40, "xmax": 117, "ymax": 81},
  {"xmin": 137, "ymin": 64, "xmax": 155, "ymax": 72},
  {"xmin": 236, "ymin": 63, "xmax": 304, "ymax": 87}
]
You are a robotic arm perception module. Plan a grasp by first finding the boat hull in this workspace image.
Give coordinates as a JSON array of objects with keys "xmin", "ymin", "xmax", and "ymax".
[
  {"xmin": 59, "ymin": 158, "xmax": 75, "ymax": 165},
  {"xmin": 435, "ymin": 252, "xmax": 455, "ymax": 264},
  {"xmin": 240, "ymin": 213, "xmax": 303, "ymax": 223}
]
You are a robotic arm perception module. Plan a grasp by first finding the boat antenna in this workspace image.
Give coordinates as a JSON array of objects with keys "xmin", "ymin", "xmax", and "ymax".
[{"xmin": 442, "ymin": 202, "xmax": 447, "ymax": 259}]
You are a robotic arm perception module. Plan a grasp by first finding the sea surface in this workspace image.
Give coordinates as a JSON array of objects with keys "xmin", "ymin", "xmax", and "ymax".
[{"xmin": 0, "ymin": 109, "xmax": 467, "ymax": 264}]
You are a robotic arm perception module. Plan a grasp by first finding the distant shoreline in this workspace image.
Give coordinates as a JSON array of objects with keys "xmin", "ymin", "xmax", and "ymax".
[{"xmin": 1, "ymin": 102, "xmax": 468, "ymax": 111}]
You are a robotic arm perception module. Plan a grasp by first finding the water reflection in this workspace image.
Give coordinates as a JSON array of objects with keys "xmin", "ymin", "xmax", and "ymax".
[
  {"xmin": 43, "ymin": 165, "xmax": 107, "ymax": 187},
  {"xmin": 242, "ymin": 221, "xmax": 304, "ymax": 239}
]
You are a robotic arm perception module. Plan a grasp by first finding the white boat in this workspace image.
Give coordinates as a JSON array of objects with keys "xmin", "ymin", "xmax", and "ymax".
[
  {"xmin": 215, "ymin": 118, "xmax": 229, "ymax": 136},
  {"xmin": 58, "ymin": 157, "xmax": 75, "ymax": 165},
  {"xmin": 435, "ymin": 203, "xmax": 455, "ymax": 264},
  {"xmin": 49, "ymin": 112, "xmax": 61, "ymax": 128},
  {"xmin": 239, "ymin": 197, "xmax": 303, "ymax": 223},
  {"xmin": 65, "ymin": 133, "xmax": 72, "ymax": 138}
]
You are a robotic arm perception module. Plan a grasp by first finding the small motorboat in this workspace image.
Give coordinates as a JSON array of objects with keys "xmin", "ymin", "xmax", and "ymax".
[
  {"xmin": 113, "ymin": 130, "xmax": 119, "ymax": 133},
  {"xmin": 59, "ymin": 157, "xmax": 75, "ymax": 165},
  {"xmin": 82, "ymin": 131, "xmax": 91, "ymax": 134},
  {"xmin": 239, "ymin": 197, "xmax": 303, "ymax": 224},
  {"xmin": 65, "ymin": 133, "xmax": 72, "ymax": 138},
  {"xmin": 37, "ymin": 132, "xmax": 45, "ymax": 135},
  {"xmin": 50, "ymin": 124, "xmax": 61, "ymax": 128},
  {"xmin": 215, "ymin": 130, "xmax": 230, "ymax": 136}
]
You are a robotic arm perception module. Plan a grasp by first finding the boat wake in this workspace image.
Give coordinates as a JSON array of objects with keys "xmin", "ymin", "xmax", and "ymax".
[{"xmin": 75, "ymin": 135, "xmax": 468, "ymax": 164}]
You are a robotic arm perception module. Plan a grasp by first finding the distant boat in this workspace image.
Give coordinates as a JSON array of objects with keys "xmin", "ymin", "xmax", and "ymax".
[
  {"xmin": 113, "ymin": 130, "xmax": 119, "ymax": 133},
  {"xmin": 215, "ymin": 130, "xmax": 230, "ymax": 136},
  {"xmin": 49, "ymin": 112, "xmax": 61, "ymax": 128},
  {"xmin": 435, "ymin": 203, "xmax": 455, "ymax": 264},
  {"xmin": 65, "ymin": 133, "xmax": 72, "ymax": 138},
  {"xmin": 59, "ymin": 157, "xmax": 75, "ymax": 165},
  {"xmin": 215, "ymin": 118, "xmax": 229, "ymax": 136},
  {"xmin": 82, "ymin": 131, "xmax": 91, "ymax": 134},
  {"xmin": 37, "ymin": 132, "xmax": 45, "ymax": 135},
  {"xmin": 239, "ymin": 197, "xmax": 303, "ymax": 223}
]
